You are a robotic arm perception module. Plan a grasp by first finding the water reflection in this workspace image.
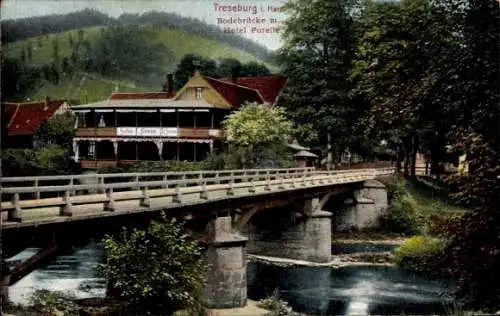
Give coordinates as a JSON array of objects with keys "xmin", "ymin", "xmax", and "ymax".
[
  {"xmin": 9, "ymin": 241, "xmax": 454, "ymax": 316},
  {"xmin": 9, "ymin": 241, "xmax": 107, "ymax": 305},
  {"xmin": 247, "ymin": 263, "xmax": 454, "ymax": 316}
]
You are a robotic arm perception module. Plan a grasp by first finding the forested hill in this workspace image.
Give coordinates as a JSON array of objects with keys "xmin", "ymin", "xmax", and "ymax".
[{"xmin": 2, "ymin": 9, "xmax": 274, "ymax": 61}]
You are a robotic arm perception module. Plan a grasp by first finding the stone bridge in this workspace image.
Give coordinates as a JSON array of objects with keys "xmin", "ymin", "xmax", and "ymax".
[{"xmin": 0, "ymin": 167, "xmax": 394, "ymax": 309}]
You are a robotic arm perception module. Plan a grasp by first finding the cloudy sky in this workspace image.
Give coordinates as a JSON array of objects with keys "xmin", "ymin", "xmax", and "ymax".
[{"xmin": 1, "ymin": 0, "xmax": 288, "ymax": 50}]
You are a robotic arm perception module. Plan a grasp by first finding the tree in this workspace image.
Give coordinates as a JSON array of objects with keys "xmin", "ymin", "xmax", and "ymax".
[
  {"xmin": 218, "ymin": 58, "xmax": 241, "ymax": 78},
  {"xmin": 352, "ymin": 0, "xmax": 461, "ymax": 175},
  {"xmin": 278, "ymin": 0, "xmax": 360, "ymax": 161},
  {"xmin": 174, "ymin": 54, "xmax": 218, "ymax": 88},
  {"xmin": 101, "ymin": 215, "xmax": 206, "ymax": 315},
  {"xmin": 90, "ymin": 25, "xmax": 173, "ymax": 82},
  {"xmin": 27, "ymin": 42, "xmax": 33, "ymax": 61},
  {"xmin": 34, "ymin": 113, "xmax": 75, "ymax": 151},
  {"xmin": 240, "ymin": 61, "xmax": 271, "ymax": 77},
  {"xmin": 223, "ymin": 102, "xmax": 294, "ymax": 167}
]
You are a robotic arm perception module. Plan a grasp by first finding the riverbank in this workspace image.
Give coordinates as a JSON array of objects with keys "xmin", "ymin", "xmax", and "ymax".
[{"xmin": 248, "ymin": 252, "xmax": 395, "ymax": 268}]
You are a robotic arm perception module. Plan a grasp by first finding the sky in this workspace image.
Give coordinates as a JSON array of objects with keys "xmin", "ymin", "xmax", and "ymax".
[{"xmin": 1, "ymin": 0, "xmax": 289, "ymax": 50}]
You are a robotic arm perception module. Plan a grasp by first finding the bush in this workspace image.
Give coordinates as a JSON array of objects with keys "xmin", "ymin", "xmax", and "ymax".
[
  {"xmin": 257, "ymin": 289, "xmax": 301, "ymax": 316},
  {"xmin": 394, "ymin": 236, "xmax": 445, "ymax": 276},
  {"xmin": 101, "ymin": 214, "xmax": 206, "ymax": 315},
  {"xmin": 379, "ymin": 193, "xmax": 423, "ymax": 235},
  {"xmin": 3, "ymin": 145, "xmax": 78, "ymax": 177},
  {"xmin": 27, "ymin": 289, "xmax": 79, "ymax": 315}
]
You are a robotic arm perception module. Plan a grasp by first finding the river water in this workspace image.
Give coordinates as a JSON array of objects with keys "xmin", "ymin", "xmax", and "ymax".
[{"xmin": 9, "ymin": 241, "xmax": 455, "ymax": 315}]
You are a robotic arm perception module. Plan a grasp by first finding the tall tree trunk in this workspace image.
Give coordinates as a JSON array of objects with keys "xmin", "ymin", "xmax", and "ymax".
[
  {"xmin": 395, "ymin": 145, "xmax": 403, "ymax": 174},
  {"xmin": 403, "ymin": 138, "xmax": 411, "ymax": 176},
  {"xmin": 410, "ymin": 134, "xmax": 418, "ymax": 178}
]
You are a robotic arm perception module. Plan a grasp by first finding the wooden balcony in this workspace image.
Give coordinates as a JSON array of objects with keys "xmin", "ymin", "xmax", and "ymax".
[
  {"xmin": 75, "ymin": 128, "xmax": 117, "ymax": 137},
  {"xmin": 80, "ymin": 160, "xmax": 117, "ymax": 169},
  {"xmin": 179, "ymin": 128, "xmax": 224, "ymax": 139}
]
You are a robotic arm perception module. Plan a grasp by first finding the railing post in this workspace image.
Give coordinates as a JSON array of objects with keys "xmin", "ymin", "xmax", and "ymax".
[
  {"xmin": 135, "ymin": 175, "xmax": 140, "ymax": 190},
  {"xmin": 264, "ymin": 174, "xmax": 271, "ymax": 191},
  {"xmin": 69, "ymin": 178, "xmax": 76, "ymax": 196},
  {"xmin": 173, "ymin": 186, "xmax": 182, "ymax": 203},
  {"xmin": 34, "ymin": 179, "xmax": 41, "ymax": 200},
  {"xmin": 104, "ymin": 188, "xmax": 115, "ymax": 212},
  {"xmin": 215, "ymin": 172, "xmax": 220, "ymax": 184},
  {"xmin": 140, "ymin": 187, "xmax": 151, "ymax": 207},
  {"xmin": 278, "ymin": 174, "xmax": 285, "ymax": 189},
  {"xmin": 181, "ymin": 174, "xmax": 186, "ymax": 187},
  {"xmin": 162, "ymin": 175, "xmax": 168, "ymax": 189},
  {"xmin": 9, "ymin": 193, "xmax": 23, "ymax": 222},
  {"xmin": 200, "ymin": 181, "xmax": 209, "ymax": 200},
  {"xmin": 60, "ymin": 190, "xmax": 73, "ymax": 216},
  {"xmin": 248, "ymin": 175, "xmax": 256, "ymax": 193},
  {"xmin": 227, "ymin": 174, "xmax": 235, "ymax": 196}
]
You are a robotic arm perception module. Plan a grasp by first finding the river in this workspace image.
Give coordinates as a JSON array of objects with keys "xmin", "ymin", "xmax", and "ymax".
[{"xmin": 9, "ymin": 240, "xmax": 455, "ymax": 315}]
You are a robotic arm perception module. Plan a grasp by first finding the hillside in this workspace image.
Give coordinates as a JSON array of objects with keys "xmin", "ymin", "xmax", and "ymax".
[
  {"xmin": 4, "ymin": 26, "xmax": 277, "ymax": 71},
  {"xmin": 4, "ymin": 26, "xmax": 278, "ymax": 102},
  {"xmin": 31, "ymin": 72, "xmax": 146, "ymax": 104}
]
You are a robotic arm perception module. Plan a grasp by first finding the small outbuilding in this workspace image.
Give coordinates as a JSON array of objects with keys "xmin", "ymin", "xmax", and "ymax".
[{"xmin": 295, "ymin": 150, "xmax": 318, "ymax": 168}]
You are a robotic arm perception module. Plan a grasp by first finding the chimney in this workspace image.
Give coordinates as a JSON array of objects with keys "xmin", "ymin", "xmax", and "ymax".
[
  {"xmin": 230, "ymin": 65, "xmax": 240, "ymax": 84},
  {"xmin": 167, "ymin": 73, "xmax": 173, "ymax": 95}
]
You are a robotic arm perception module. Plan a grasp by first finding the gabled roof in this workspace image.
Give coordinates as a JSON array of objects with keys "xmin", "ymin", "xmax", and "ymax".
[
  {"xmin": 203, "ymin": 76, "xmax": 264, "ymax": 107},
  {"xmin": 233, "ymin": 76, "xmax": 288, "ymax": 105},
  {"xmin": 110, "ymin": 91, "xmax": 177, "ymax": 100},
  {"xmin": 6, "ymin": 100, "xmax": 67, "ymax": 136}
]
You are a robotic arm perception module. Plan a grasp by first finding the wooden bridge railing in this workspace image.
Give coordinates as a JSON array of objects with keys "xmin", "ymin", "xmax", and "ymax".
[{"xmin": 0, "ymin": 167, "xmax": 395, "ymax": 224}]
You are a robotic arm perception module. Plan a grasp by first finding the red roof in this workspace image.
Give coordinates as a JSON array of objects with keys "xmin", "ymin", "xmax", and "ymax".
[
  {"xmin": 110, "ymin": 91, "xmax": 177, "ymax": 100},
  {"xmin": 6, "ymin": 100, "xmax": 67, "ymax": 136},
  {"xmin": 235, "ymin": 76, "xmax": 288, "ymax": 105},
  {"xmin": 204, "ymin": 76, "xmax": 264, "ymax": 107}
]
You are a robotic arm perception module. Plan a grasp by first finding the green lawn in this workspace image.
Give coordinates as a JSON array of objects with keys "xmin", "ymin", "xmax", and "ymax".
[{"xmin": 406, "ymin": 178, "xmax": 469, "ymax": 216}]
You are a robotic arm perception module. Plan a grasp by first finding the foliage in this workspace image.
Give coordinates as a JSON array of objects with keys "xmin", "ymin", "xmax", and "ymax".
[
  {"xmin": 258, "ymin": 289, "xmax": 301, "ymax": 316},
  {"xmin": 2, "ymin": 145, "xmax": 77, "ymax": 177},
  {"xmin": 34, "ymin": 112, "xmax": 75, "ymax": 150},
  {"xmin": 1, "ymin": 57, "xmax": 41, "ymax": 101},
  {"xmin": 224, "ymin": 102, "xmax": 293, "ymax": 147},
  {"xmin": 101, "ymin": 215, "xmax": 206, "ymax": 315},
  {"xmin": 26, "ymin": 289, "xmax": 79, "ymax": 315},
  {"xmin": 278, "ymin": 0, "xmax": 360, "ymax": 156},
  {"xmin": 380, "ymin": 193, "xmax": 423, "ymax": 235},
  {"xmin": 173, "ymin": 54, "xmax": 218, "ymax": 88},
  {"xmin": 89, "ymin": 25, "xmax": 174, "ymax": 85},
  {"xmin": 436, "ymin": 134, "xmax": 500, "ymax": 311},
  {"xmin": 2, "ymin": 10, "xmax": 273, "ymax": 61},
  {"xmin": 394, "ymin": 235, "xmax": 445, "ymax": 276}
]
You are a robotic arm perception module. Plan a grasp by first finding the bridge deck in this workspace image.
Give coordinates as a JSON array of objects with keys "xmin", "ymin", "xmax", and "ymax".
[{"xmin": 1, "ymin": 168, "xmax": 395, "ymax": 229}]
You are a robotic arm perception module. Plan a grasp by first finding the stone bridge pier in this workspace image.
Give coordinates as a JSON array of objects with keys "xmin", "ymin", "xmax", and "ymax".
[
  {"xmin": 200, "ymin": 216, "xmax": 248, "ymax": 309},
  {"xmin": 242, "ymin": 196, "xmax": 333, "ymax": 263}
]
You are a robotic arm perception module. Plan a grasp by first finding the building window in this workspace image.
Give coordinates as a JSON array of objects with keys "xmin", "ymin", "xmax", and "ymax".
[
  {"xmin": 89, "ymin": 141, "xmax": 96, "ymax": 159},
  {"xmin": 195, "ymin": 88, "xmax": 203, "ymax": 100}
]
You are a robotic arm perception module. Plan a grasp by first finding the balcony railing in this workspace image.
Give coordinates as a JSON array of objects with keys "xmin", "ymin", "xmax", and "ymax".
[{"xmin": 75, "ymin": 127, "xmax": 223, "ymax": 139}]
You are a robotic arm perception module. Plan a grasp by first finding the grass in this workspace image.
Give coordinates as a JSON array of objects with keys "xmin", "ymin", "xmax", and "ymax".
[
  {"xmin": 405, "ymin": 178, "xmax": 469, "ymax": 216},
  {"xmin": 31, "ymin": 72, "xmax": 147, "ymax": 104}
]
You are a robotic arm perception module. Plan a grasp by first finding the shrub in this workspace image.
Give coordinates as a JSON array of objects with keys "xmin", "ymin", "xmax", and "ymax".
[
  {"xmin": 379, "ymin": 193, "xmax": 423, "ymax": 235},
  {"xmin": 394, "ymin": 235, "xmax": 445, "ymax": 276},
  {"xmin": 379, "ymin": 175, "xmax": 406, "ymax": 202},
  {"xmin": 27, "ymin": 289, "xmax": 79, "ymax": 315},
  {"xmin": 101, "ymin": 214, "xmax": 206, "ymax": 315},
  {"xmin": 257, "ymin": 289, "xmax": 300, "ymax": 316}
]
